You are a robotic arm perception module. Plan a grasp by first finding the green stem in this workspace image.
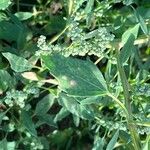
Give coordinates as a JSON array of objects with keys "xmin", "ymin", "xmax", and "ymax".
[
  {"xmin": 107, "ymin": 93, "xmax": 128, "ymax": 116},
  {"xmin": 50, "ymin": 26, "xmax": 69, "ymax": 44},
  {"xmin": 68, "ymin": 0, "xmax": 74, "ymax": 16},
  {"xmin": 16, "ymin": 0, "xmax": 20, "ymax": 12},
  {"xmin": 116, "ymin": 48, "xmax": 142, "ymax": 149}
]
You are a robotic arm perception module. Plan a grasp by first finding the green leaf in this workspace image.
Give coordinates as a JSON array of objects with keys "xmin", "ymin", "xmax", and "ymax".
[
  {"xmin": 85, "ymin": 0, "xmax": 94, "ymax": 14},
  {"xmin": 15, "ymin": 12, "xmax": 33, "ymax": 20},
  {"xmin": 0, "ymin": 139, "xmax": 8, "ymax": 150},
  {"xmin": 0, "ymin": 110, "xmax": 8, "ymax": 124},
  {"xmin": 21, "ymin": 110, "xmax": 37, "ymax": 137},
  {"xmin": 36, "ymin": 114, "xmax": 57, "ymax": 128},
  {"xmin": 143, "ymin": 135, "xmax": 150, "ymax": 150},
  {"xmin": 2, "ymin": 52, "xmax": 32, "ymax": 72},
  {"xmin": 54, "ymin": 107, "xmax": 70, "ymax": 123},
  {"xmin": 73, "ymin": 115, "xmax": 80, "ymax": 127},
  {"xmin": 106, "ymin": 129, "xmax": 119, "ymax": 150},
  {"xmin": 42, "ymin": 54, "xmax": 107, "ymax": 97},
  {"xmin": 0, "ymin": 70, "xmax": 13, "ymax": 92},
  {"xmin": 0, "ymin": 21, "xmax": 19, "ymax": 41},
  {"xmin": 119, "ymin": 130, "xmax": 133, "ymax": 149},
  {"xmin": 133, "ymin": 8, "xmax": 148, "ymax": 35},
  {"xmin": 134, "ymin": 83, "xmax": 150, "ymax": 97},
  {"xmin": 92, "ymin": 136, "xmax": 104, "ymax": 150},
  {"xmin": 74, "ymin": 0, "xmax": 87, "ymax": 11},
  {"xmin": 123, "ymin": 0, "xmax": 134, "ymax": 5},
  {"xmin": 120, "ymin": 34, "xmax": 135, "ymax": 65},
  {"xmin": 80, "ymin": 96, "xmax": 102, "ymax": 105},
  {"xmin": 122, "ymin": 24, "xmax": 140, "ymax": 44},
  {"xmin": 84, "ymin": 0, "xmax": 94, "ymax": 27},
  {"xmin": 35, "ymin": 94, "xmax": 55, "ymax": 116},
  {"xmin": 58, "ymin": 93, "xmax": 94, "ymax": 120},
  {"xmin": 0, "ymin": 139, "xmax": 16, "ymax": 150},
  {"xmin": 0, "ymin": 0, "xmax": 11, "ymax": 10}
]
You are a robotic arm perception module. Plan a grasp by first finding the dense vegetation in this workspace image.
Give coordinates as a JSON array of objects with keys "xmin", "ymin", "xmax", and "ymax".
[{"xmin": 0, "ymin": 0, "xmax": 150, "ymax": 149}]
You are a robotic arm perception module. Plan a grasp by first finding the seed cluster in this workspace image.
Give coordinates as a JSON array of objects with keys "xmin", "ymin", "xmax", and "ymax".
[{"xmin": 36, "ymin": 22, "xmax": 114, "ymax": 57}]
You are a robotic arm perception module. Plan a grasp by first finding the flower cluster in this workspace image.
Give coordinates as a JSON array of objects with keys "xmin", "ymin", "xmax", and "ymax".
[
  {"xmin": 37, "ymin": 35, "xmax": 49, "ymax": 51},
  {"xmin": 4, "ymin": 90, "xmax": 28, "ymax": 108},
  {"xmin": 64, "ymin": 25, "xmax": 114, "ymax": 57},
  {"xmin": 36, "ymin": 22, "xmax": 114, "ymax": 57},
  {"xmin": 24, "ymin": 83, "xmax": 40, "ymax": 98}
]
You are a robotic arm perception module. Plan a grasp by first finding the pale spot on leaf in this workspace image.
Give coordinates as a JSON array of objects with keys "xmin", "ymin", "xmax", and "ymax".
[{"xmin": 70, "ymin": 80, "xmax": 77, "ymax": 87}]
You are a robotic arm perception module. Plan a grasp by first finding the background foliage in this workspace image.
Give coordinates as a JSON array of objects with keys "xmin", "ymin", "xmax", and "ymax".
[{"xmin": 0, "ymin": 0, "xmax": 150, "ymax": 149}]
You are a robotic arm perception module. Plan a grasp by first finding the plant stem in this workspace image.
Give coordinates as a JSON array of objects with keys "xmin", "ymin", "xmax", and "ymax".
[
  {"xmin": 16, "ymin": 0, "xmax": 20, "ymax": 12},
  {"xmin": 107, "ymin": 93, "xmax": 128, "ymax": 116},
  {"xmin": 49, "ymin": 26, "xmax": 69, "ymax": 44},
  {"xmin": 116, "ymin": 48, "xmax": 142, "ymax": 149}
]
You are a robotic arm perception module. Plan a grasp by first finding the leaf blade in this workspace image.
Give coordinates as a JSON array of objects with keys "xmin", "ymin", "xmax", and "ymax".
[{"xmin": 2, "ymin": 52, "xmax": 32, "ymax": 72}]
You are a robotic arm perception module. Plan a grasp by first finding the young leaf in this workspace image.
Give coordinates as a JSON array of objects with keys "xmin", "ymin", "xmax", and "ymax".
[
  {"xmin": 0, "ymin": 138, "xmax": 8, "ymax": 150},
  {"xmin": 54, "ymin": 107, "xmax": 70, "ymax": 123},
  {"xmin": 0, "ymin": 21, "xmax": 20, "ymax": 42},
  {"xmin": 106, "ymin": 129, "xmax": 119, "ymax": 150},
  {"xmin": 73, "ymin": 115, "xmax": 80, "ymax": 127},
  {"xmin": 21, "ymin": 110, "xmax": 37, "ymax": 137},
  {"xmin": 15, "ymin": 12, "xmax": 33, "ymax": 21},
  {"xmin": 0, "ymin": 110, "xmax": 8, "ymax": 124},
  {"xmin": 133, "ymin": 8, "xmax": 148, "ymax": 35},
  {"xmin": 143, "ymin": 135, "xmax": 150, "ymax": 150},
  {"xmin": 122, "ymin": 24, "xmax": 140, "ymax": 45},
  {"xmin": 0, "ymin": 0, "xmax": 11, "ymax": 10},
  {"xmin": 2, "ymin": 52, "xmax": 32, "ymax": 72},
  {"xmin": 92, "ymin": 136, "xmax": 104, "ymax": 150},
  {"xmin": 123, "ymin": 0, "xmax": 134, "ymax": 5},
  {"xmin": 85, "ymin": 0, "xmax": 94, "ymax": 14},
  {"xmin": 36, "ymin": 114, "xmax": 57, "ymax": 128},
  {"xmin": 42, "ymin": 54, "xmax": 107, "ymax": 97},
  {"xmin": 120, "ymin": 34, "xmax": 135, "ymax": 65},
  {"xmin": 35, "ymin": 94, "xmax": 55, "ymax": 116},
  {"xmin": 80, "ymin": 96, "xmax": 102, "ymax": 105},
  {"xmin": 58, "ymin": 93, "xmax": 94, "ymax": 120},
  {"xmin": 0, "ymin": 70, "xmax": 14, "ymax": 92}
]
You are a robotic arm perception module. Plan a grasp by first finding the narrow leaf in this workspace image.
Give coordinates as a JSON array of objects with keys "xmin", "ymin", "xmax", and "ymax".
[
  {"xmin": 134, "ymin": 8, "xmax": 148, "ymax": 35},
  {"xmin": 106, "ymin": 129, "xmax": 119, "ymax": 150},
  {"xmin": 92, "ymin": 136, "xmax": 104, "ymax": 150},
  {"xmin": 122, "ymin": 24, "xmax": 140, "ymax": 44},
  {"xmin": 143, "ymin": 135, "xmax": 150, "ymax": 150},
  {"xmin": 85, "ymin": 0, "xmax": 94, "ymax": 14},
  {"xmin": 73, "ymin": 115, "xmax": 80, "ymax": 127},
  {"xmin": 120, "ymin": 34, "xmax": 135, "ymax": 65}
]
